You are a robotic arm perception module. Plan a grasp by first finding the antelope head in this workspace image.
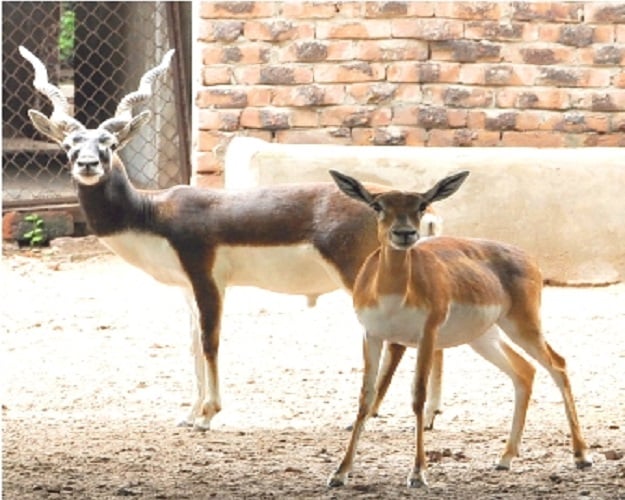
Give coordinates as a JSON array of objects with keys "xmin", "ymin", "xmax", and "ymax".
[
  {"xmin": 19, "ymin": 45, "xmax": 174, "ymax": 186},
  {"xmin": 329, "ymin": 170, "xmax": 470, "ymax": 250}
]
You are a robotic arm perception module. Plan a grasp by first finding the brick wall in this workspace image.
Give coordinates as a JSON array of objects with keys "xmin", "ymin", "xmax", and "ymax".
[{"xmin": 195, "ymin": 1, "xmax": 625, "ymax": 186}]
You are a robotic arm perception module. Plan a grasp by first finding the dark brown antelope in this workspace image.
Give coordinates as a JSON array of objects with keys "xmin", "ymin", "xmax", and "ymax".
[
  {"xmin": 328, "ymin": 170, "xmax": 591, "ymax": 488},
  {"xmin": 20, "ymin": 45, "xmax": 448, "ymax": 431}
]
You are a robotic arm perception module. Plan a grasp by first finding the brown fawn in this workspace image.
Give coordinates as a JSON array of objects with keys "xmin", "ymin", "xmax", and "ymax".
[{"xmin": 327, "ymin": 169, "xmax": 591, "ymax": 488}]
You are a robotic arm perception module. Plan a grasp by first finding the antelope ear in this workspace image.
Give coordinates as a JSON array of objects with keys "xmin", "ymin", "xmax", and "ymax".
[
  {"xmin": 423, "ymin": 170, "xmax": 470, "ymax": 204},
  {"xmin": 329, "ymin": 170, "xmax": 375, "ymax": 205},
  {"xmin": 114, "ymin": 110, "xmax": 152, "ymax": 149},
  {"xmin": 28, "ymin": 109, "xmax": 66, "ymax": 144}
]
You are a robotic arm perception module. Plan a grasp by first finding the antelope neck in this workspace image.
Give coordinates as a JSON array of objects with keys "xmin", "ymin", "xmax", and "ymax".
[{"xmin": 76, "ymin": 167, "xmax": 155, "ymax": 236}]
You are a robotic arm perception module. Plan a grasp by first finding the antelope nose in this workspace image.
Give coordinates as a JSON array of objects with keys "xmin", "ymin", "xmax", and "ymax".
[
  {"xmin": 392, "ymin": 228, "xmax": 417, "ymax": 239},
  {"xmin": 76, "ymin": 159, "xmax": 99, "ymax": 170}
]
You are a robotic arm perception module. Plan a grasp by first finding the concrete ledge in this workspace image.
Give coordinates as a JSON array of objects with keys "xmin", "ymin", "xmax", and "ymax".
[{"xmin": 225, "ymin": 137, "xmax": 624, "ymax": 285}]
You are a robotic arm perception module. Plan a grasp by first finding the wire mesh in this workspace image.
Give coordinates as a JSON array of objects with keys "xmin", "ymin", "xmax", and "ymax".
[{"xmin": 2, "ymin": 1, "xmax": 189, "ymax": 208}]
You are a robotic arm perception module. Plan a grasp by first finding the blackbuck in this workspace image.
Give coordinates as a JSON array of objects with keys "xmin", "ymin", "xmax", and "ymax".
[
  {"xmin": 327, "ymin": 170, "xmax": 591, "ymax": 489},
  {"xmin": 21, "ymin": 46, "xmax": 447, "ymax": 431}
]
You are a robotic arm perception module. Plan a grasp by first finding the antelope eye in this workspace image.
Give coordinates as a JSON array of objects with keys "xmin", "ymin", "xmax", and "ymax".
[
  {"xmin": 370, "ymin": 201, "xmax": 383, "ymax": 213},
  {"xmin": 419, "ymin": 202, "xmax": 428, "ymax": 212}
]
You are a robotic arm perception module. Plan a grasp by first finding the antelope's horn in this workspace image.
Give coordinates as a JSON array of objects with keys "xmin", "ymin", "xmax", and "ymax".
[{"xmin": 19, "ymin": 45, "xmax": 84, "ymax": 133}]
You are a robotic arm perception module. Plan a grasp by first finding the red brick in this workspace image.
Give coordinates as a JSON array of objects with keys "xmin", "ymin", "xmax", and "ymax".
[
  {"xmin": 240, "ymin": 107, "xmax": 291, "ymax": 129},
  {"xmin": 392, "ymin": 105, "xmax": 419, "ymax": 126},
  {"xmin": 244, "ymin": 19, "xmax": 314, "ymax": 41},
  {"xmin": 202, "ymin": 66, "xmax": 232, "ymax": 85},
  {"xmin": 394, "ymin": 84, "xmax": 423, "ymax": 102},
  {"xmin": 333, "ymin": 2, "xmax": 365, "ymax": 18},
  {"xmin": 511, "ymin": 2, "xmax": 582, "ymax": 22},
  {"xmin": 502, "ymin": 44, "xmax": 576, "ymax": 65},
  {"xmin": 194, "ymin": 172, "xmax": 224, "ymax": 188},
  {"xmin": 234, "ymin": 65, "xmax": 313, "ymax": 85},
  {"xmin": 279, "ymin": 40, "xmax": 354, "ymax": 62},
  {"xmin": 198, "ymin": 109, "xmax": 241, "ymax": 131},
  {"xmin": 199, "ymin": 1, "xmax": 275, "ymax": 19},
  {"xmin": 314, "ymin": 62, "xmax": 385, "ymax": 83},
  {"xmin": 585, "ymin": 2, "xmax": 625, "ymax": 23},
  {"xmin": 427, "ymin": 129, "xmax": 499, "ymax": 147},
  {"xmin": 272, "ymin": 84, "xmax": 345, "ymax": 107},
  {"xmin": 364, "ymin": 2, "xmax": 408, "ymax": 19},
  {"xmin": 615, "ymin": 70, "xmax": 625, "ymax": 88},
  {"xmin": 388, "ymin": 61, "xmax": 461, "ymax": 83},
  {"xmin": 582, "ymin": 133, "xmax": 625, "ymax": 147},
  {"xmin": 206, "ymin": 43, "xmax": 270, "ymax": 65},
  {"xmin": 352, "ymin": 126, "xmax": 427, "ymax": 146},
  {"xmin": 610, "ymin": 112, "xmax": 625, "ymax": 131},
  {"xmin": 392, "ymin": 18, "xmax": 463, "ymax": 40},
  {"xmin": 370, "ymin": 107, "xmax": 392, "ymax": 126},
  {"xmin": 246, "ymin": 87, "xmax": 273, "ymax": 107},
  {"xmin": 431, "ymin": 40, "xmax": 502, "ymax": 62},
  {"xmin": 195, "ymin": 151, "xmax": 222, "ymax": 174},
  {"xmin": 354, "ymin": 40, "xmax": 428, "ymax": 61},
  {"xmin": 425, "ymin": 85, "xmax": 493, "ymax": 108},
  {"xmin": 617, "ymin": 25, "xmax": 625, "ymax": 43},
  {"xmin": 466, "ymin": 110, "xmax": 485, "ymax": 129},
  {"xmin": 567, "ymin": 89, "xmax": 625, "ymax": 111},
  {"xmin": 196, "ymin": 87, "xmax": 248, "ymax": 108},
  {"xmin": 198, "ymin": 20, "xmax": 244, "ymax": 42},
  {"xmin": 464, "ymin": 21, "xmax": 524, "ymax": 41},
  {"xmin": 349, "ymin": 82, "xmax": 398, "ymax": 104},
  {"xmin": 447, "ymin": 109, "xmax": 468, "ymax": 128},
  {"xmin": 317, "ymin": 19, "xmax": 392, "ymax": 39},
  {"xmin": 290, "ymin": 109, "xmax": 319, "ymax": 127},
  {"xmin": 319, "ymin": 105, "xmax": 375, "ymax": 127},
  {"xmin": 496, "ymin": 88, "xmax": 569, "ymax": 110},
  {"xmin": 281, "ymin": 1, "xmax": 337, "ymax": 19},
  {"xmin": 500, "ymin": 131, "xmax": 566, "ymax": 147},
  {"xmin": 274, "ymin": 129, "xmax": 352, "ymax": 145},
  {"xmin": 2, "ymin": 211, "xmax": 74, "ymax": 242},
  {"xmin": 197, "ymin": 130, "xmax": 230, "ymax": 152},
  {"xmin": 435, "ymin": 2, "xmax": 502, "ymax": 20}
]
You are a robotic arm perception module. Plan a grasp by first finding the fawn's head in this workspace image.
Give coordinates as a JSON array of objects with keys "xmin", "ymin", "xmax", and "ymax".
[
  {"xmin": 20, "ymin": 46, "xmax": 173, "ymax": 186},
  {"xmin": 330, "ymin": 170, "xmax": 469, "ymax": 250}
]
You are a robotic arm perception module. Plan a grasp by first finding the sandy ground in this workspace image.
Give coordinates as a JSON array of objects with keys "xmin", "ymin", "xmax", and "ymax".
[{"xmin": 2, "ymin": 237, "xmax": 624, "ymax": 499}]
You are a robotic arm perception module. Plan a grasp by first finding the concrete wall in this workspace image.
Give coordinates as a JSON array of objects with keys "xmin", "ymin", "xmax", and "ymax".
[{"xmin": 225, "ymin": 138, "xmax": 624, "ymax": 285}]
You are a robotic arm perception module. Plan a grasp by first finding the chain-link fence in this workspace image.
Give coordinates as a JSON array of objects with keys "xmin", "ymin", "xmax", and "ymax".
[{"xmin": 2, "ymin": 1, "xmax": 191, "ymax": 209}]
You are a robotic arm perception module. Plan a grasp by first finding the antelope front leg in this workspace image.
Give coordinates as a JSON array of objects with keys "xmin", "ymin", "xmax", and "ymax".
[
  {"xmin": 328, "ymin": 336, "xmax": 383, "ymax": 488},
  {"xmin": 191, "ymin": 278, "xmax": 224, "ymax": 431},
  {"xmin": 407, "ymin": 330, "xmax": 436, "ymax": 488}
]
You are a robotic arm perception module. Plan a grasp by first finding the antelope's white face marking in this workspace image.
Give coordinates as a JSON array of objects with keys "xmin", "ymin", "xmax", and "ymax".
[
  {"xmin": 62, "ymin": 129, "xmax": 118, "ymax": 186},
  {"xmin": 358, "ymin": 294, "xmax": 503, "ymax": 348}
]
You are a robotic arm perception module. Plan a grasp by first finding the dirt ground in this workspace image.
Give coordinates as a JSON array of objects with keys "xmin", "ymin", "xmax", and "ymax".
[{"xmin": 2, "ymin": 237, "xmax": 624, "ymax": 499}]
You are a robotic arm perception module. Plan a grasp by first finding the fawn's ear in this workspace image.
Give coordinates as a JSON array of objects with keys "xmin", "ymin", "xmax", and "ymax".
[
  {"xmin": 329, "ymin": 170, "xmax": 375, "ymax": 205},
  {"xmin": 423, "ymin": 171, "xmax": 470, "ymax": 204}
]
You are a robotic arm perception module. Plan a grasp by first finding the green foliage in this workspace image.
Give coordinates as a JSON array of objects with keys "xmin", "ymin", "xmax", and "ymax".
[
  {"xmin": 58, "ymin": 8, "xmax": 75, "ymax": 63},
  {"xmin": 23, "ymin": 214, "xmax": 48, "ymax": 247}
]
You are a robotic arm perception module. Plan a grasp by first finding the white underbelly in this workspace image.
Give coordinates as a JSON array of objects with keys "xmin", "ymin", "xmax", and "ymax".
[
  {"xmin": 100, "ymin": 233, "xmax": 344, "ymax": 296},
  {"xmin": 358, "ymin": 295, "xmax": 502, "ymax": 348},
  {"xmin": 100, "ymin": 231, "xmax": 190, "ymax": 288},
  {"xmin": 214, "ymin": 244, "xmax": 344, "ymax": 295}
]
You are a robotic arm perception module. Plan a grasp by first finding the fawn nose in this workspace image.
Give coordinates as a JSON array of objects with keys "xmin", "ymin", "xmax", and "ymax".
[{"xmin": 391, "ymin": 228, "xmax": 418, "ymax": 245}]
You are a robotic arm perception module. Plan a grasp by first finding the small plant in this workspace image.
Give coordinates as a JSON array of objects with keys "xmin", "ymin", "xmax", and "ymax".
[
  {"xmin": 23, "ymin": 214, "xmax": 48, "ymax": 247},
  {"xmin": 58, "ymin": 7, "xmax": 75, "ymax": 64}
]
